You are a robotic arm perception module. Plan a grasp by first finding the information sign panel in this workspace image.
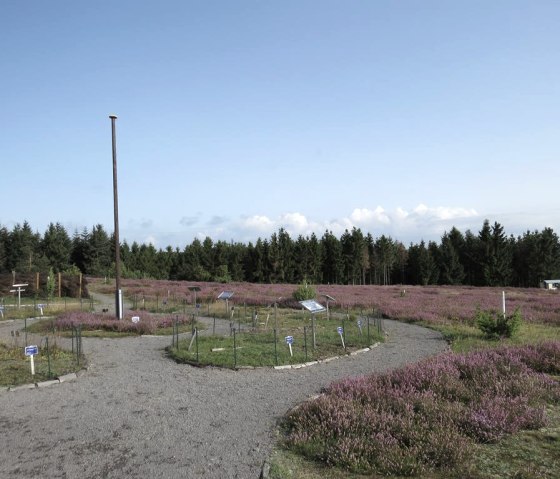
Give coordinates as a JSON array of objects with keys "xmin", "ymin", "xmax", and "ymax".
[
  {"xmin": 25, "ymin": 345, "xmax": 38, "ymax": 356},
  {"xmin": 299, "ymin": 300, "xmax": 326, "ymax": 313}
]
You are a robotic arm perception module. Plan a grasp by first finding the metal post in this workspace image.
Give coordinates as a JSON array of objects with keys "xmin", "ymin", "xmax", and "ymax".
[
  {"xmin": 195, "ymin": 327, "xmax": 199, "ymax": 364},
  {"xmin": 274, "ymin": 328, "xmax": 278, "ymax": 365},
  {"xmin": 312, "ymin": 314, "xmax": 316, "ymax": 349},
  {"xmin": 109, "ymin": 114, "xmax": 122, "ymax": 319},
  {"xmin": 304, "ymin": 325, "xmax": 308, "ymax": 361},
  {"xmin": 46, "ymin": 336, "xmax": 51, "ymax": 378},
  {"xmin": 233, "ymin": 328, "xmax": 237, "ymax": 369}
]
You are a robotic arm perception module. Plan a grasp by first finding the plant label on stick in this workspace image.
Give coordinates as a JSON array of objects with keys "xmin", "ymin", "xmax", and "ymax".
[
  {"xmin": 357, "ymin": 319, "xmax": 362, "ymax": 335},
  {"xmin": 337, "ymin": 326, "xmax": 345, "ymax": 348},
  {"xmin": 285, "ymin": 335, "xmax": 294, "ymax": 356},
  {"xmin": 24, "ymin": 345, "xmax": 38, "ymax": 375}
]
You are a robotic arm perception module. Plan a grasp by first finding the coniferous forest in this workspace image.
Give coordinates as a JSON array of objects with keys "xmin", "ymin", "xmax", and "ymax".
[{"xmin": 0, "ymin": 219, "xmax": 559, "ymax": 288}]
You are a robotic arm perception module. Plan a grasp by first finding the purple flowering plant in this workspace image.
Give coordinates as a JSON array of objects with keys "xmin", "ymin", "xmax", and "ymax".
[{"xmin": 282, "ymin": 341, "xmax": 560, "ymax": 476}]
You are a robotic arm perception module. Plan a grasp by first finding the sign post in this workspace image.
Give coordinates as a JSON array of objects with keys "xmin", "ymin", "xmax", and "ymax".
[
  {"xmin": 299, "ymin": 299, "xmax": 326, "ymax": 350},
  {"xmin": 285, "ymin": 335, "xmax": 294, "ymax": 357},
  {"xmin": 25, "ymin": 345, "xmax": 38, "ymax": 375},
  {"xmin": 357, "ymin": 319, "xmax": 363, "ymax": 335},
  {"xmin": 12, "ymin": 284, "xmax": 28, "ymax": 308},
  {"xmin": 337, "ymin": 326, "xmax": 345, "ymax": 349}
]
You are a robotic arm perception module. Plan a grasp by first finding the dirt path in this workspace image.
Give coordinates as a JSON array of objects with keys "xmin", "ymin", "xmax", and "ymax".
[{"xmin": 0, "ymin": 305, "xmax": 448, "ymax": 478}]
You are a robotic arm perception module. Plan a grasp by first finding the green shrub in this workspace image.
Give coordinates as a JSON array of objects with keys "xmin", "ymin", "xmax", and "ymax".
[
  {"xmin": 292, "ymin": 280, "xmax": 316, "ymax": 301},
  {"xmin": 476, "ymin": 308, "xmax": 522, "ymax": 339}
]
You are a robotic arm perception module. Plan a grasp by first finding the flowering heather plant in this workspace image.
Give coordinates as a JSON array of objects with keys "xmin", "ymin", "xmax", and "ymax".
[
  {"xmin": 282, "ymin": 342, "xmax": 560, "ymax": 475},
  {"xmin": 53, "ymin": 311, "xmax": 190, "ymax": 335},
  {"xmin": 94, "ymin": 278, "xmax": 560, "ymax": 326}
]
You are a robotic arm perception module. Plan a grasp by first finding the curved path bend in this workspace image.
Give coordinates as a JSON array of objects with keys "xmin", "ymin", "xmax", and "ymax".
[{"xmin": 0, "ymin": 317, "xmax": 448, "ymax": 479}]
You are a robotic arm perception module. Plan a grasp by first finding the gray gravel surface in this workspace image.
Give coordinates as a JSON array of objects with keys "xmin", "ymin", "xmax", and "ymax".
[{"xmin": 0, "ymin": 316, "xmax": 448, "ymax": 479}]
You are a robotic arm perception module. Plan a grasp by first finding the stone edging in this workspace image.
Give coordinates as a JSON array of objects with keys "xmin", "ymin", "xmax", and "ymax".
[
  {"xmin": 271, "ymin": 343, "xmax": 379, "ymax": 371},
  {"xmin": 1, "ymin": 367, "xmax": 89, "ymax": 394}
]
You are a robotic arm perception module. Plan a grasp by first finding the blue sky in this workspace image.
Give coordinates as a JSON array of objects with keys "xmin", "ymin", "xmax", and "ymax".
[{"xmin": 1, "ymin": 1, "xmax": 559, "ymax": 247}]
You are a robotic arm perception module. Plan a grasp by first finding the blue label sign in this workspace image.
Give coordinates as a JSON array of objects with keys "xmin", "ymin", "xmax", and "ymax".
[
  {"xmin": 337, "ymin": 326, "xmax": 343, "ymax": 335},
  {"xmin": 285, "ymin": 335, "xmax": 294, "ymax": 345},
  {"xmin": 25, "ymin": 345, "xmax": 38, "ymax": 356},
  {"xmin": 357, "ymin": 319, "xmax": 362, "ymax": 327}
]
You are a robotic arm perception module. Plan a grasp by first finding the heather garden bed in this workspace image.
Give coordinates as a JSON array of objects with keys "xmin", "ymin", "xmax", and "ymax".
[
  {"xmin": 26, "ymin": 310, "xmax": 195, "ymax": 337},
  {"xmin": 271, "ymin": 341, "xmax": 560, "ymax": 478}
]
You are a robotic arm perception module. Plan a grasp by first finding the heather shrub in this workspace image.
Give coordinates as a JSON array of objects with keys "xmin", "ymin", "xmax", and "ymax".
[
  {"xmin": 476, "ymin": 307, "xmax": 522, "ymax": 339},
  {"xmin": 50, "ymin": 311, "xmax": 189, "ymax": 335},
  {"xmin": 282, "ymin": 342, "xmax": 560, "ymax": 476}
]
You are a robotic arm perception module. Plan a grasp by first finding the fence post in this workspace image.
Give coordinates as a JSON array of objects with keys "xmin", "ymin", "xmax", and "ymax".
[
  {"xmin": 46, "ymin": 336, "xmax": 52, "ymax": 378},
  {"xmin": 195, "ymin": 327, "xmax": 199, "ymax": 364},
  {"xmin": 274, "ymin": 328, "xmax": 278, "ymax": 366},
  {"xmin": 342, "ymin": 315, "xmax": 346, "ymax": 348},
  {"xmin": 213, "ymin": 316, "xmax": 216, "ymax": 335},
  {"xmin": 304, "ymin": 326, "xmax": 308, "ymax": 362},
  {"xmin": 76, "ymin": 325, "xmax": 82, "ymax": 366},
  {"xmin": 367, "ymin": 316, "xmax": 371, "ymax": 344},
  {"xmin": 233, "ymin": 328, "xmax": 237, "ymax": 369}
]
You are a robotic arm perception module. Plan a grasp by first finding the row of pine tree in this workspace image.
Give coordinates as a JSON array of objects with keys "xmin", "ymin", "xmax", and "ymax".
[{"xmin": 0, "ymin": 220, "xmax": 559, "ymax": 287}]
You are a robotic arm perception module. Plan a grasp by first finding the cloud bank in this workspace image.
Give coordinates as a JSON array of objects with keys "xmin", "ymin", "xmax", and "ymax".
[{"xmin": 133, "ymin": 203, "xmax": 483, "ymax": 248}]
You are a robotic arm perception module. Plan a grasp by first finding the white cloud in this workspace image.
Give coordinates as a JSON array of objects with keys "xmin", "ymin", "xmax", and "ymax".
[
  {"xmin": 243, "ymin": 215, "xmax": 274, "ymax": 231},
  {"xmin": 350, "ymin": 206, "xmax": 390, "ymax": 225},
  {"xmin": 411, "ymin": 204, "xmax": 478, "ymax": 221},
  {"xmin": 279, "ymin": 212, "xmax": 309, "ymax": 232}
]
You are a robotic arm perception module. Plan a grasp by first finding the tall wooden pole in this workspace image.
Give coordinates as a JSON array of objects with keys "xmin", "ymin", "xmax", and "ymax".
[{"xmin": 110, "ymin": 115, "xmax": 122, "ymax": 319}]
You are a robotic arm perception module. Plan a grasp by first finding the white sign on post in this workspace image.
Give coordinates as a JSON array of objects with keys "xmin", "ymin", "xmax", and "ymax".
[
  {"xmin": 337, "ymin": 327, "xmax": 345, "ymax": 349},
  {"xmin": 25, "ymin": 345, "xmax": 38, "ymax": 375},
  {"xmin": 285, "ymin": 335, "xmax": 294, "ymax": 356},
  {"xmin": 357, "ymin": 319, "xmax": 363, "ymax": 335},
  {"xmin": 131, "ymin": 316, "xmax": 140, "ymax": 323}
]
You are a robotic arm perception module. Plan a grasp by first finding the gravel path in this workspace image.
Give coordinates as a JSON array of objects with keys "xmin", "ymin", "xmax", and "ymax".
[{"xmin": 0, "ymin": 313, "xmax": 448, "ymax": 479}]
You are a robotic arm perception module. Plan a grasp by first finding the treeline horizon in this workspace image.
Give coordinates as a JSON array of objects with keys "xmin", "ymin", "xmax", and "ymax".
[{"xmin": 0, "ymin": 220, "xmax": 559, "ymax": 288}]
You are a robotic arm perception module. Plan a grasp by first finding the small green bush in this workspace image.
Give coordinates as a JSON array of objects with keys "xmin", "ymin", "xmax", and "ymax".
[
  {"xmin": 476, "ymin": 308, "xmax": 522, "ymax": 339},
  {"xmin": 292, "ymin": 280, "xmax": 316, "ymax": 302}
]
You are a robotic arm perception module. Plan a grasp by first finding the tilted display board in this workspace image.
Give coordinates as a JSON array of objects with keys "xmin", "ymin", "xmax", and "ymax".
[{"xmin": 299, "ymin": 299, "xmax": 326, "ymax": 313}]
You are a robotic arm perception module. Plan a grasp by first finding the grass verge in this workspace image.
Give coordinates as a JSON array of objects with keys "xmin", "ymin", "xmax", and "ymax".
[{"xmin": 0, "ymin": 342, "xmax": 84, "ymax": 387}]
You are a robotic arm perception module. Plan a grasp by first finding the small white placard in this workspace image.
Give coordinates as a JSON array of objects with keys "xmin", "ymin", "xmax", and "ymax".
[{"xmin": 131, "ymin": 316, "xmax": 140, "ymax": 323}]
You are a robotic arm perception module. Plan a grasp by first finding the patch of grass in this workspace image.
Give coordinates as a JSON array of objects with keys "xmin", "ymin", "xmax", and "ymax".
[
  {"xmin": 268, "ymin": 449, "xmax": 374, "ymax": 479},
  {"xmin": 0, "ymin": 342, "xmax": 84, "ymax": 387},
  {"xmin": 168, "ymin": 318, "xmax": 382, "ymax": 368},
  {"xmin": 422, "ymin": 320, "xmax": 560, "ymax": 354}
]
